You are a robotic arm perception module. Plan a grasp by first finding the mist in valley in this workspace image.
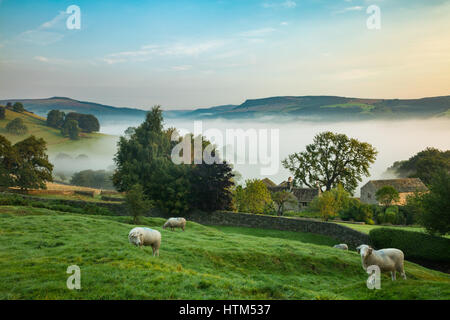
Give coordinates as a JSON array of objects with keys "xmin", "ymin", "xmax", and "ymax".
[{"xmin": 52, "ymin": 117, "xmax": 450, "ymax": 195}]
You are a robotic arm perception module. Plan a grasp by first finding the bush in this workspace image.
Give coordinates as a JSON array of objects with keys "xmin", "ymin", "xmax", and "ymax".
[
  {"xmin": 339, "ymin": 198, "xmax": 374, "ymax": 224},
  {"xmin": 369, "ymin": 228, "xmax": 450, "ymax": 262},
  {"xmin": 6, "ymin": 118, "xmax": 28, "ymax": 135}
]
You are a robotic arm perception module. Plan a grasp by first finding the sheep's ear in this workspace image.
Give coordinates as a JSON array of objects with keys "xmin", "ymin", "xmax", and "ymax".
[{"xmin": 356, "ymin": 245, "xmax": 361, "ymax": 253}]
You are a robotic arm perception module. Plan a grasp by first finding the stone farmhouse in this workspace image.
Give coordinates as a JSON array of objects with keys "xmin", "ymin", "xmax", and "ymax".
[
  {"xmin": 262, "ymin": 177, "xmax": 320, "ymax": 211},
  {"xmin": 360, "ymin": 178, "xmax": 428, "ymax": 205}
]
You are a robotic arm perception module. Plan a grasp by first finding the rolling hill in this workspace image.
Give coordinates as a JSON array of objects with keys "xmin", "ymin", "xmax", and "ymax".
[
  {"xmin": 2, "ymin": 95, "xmax": 449, "ymax": 122},
  {"xmin": 0, "ymin": 108, "xmax": 116, "ymax": 155}
]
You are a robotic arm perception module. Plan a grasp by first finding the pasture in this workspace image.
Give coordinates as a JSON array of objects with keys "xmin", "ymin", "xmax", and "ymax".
[{"xmin": 0, "ymin": 206, "xmax": 449, "ymax": 300}]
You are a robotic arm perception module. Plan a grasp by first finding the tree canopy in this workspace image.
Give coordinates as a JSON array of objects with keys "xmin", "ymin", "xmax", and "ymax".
[
  {"xmin": 61, "ymin": 120, "xmax": 80, "ymax": 140},
  {"xmin": 113, "ymin": 106, "xmax": 234, "ymax": 215},
  {"xmin": 375, "ymin": 186, "xmax": 400, "ymax": 207},
  {"xmin": 0, "ymin": 135, "xmax": 53, "ymax": 190},
  {"xmin": 282, "ymin": 131, "xmax": 377, "ymax": 194},
  {"xmin": 46, "ymin": 110, "xmax": 66, "ymax": 128},
  {"xmin": 6, "ymin": 118, "xmax": 28, "ymax": 135},
  {"xmin": 386, "ymin": 147, "xmax": 450, "ymax": 186}
]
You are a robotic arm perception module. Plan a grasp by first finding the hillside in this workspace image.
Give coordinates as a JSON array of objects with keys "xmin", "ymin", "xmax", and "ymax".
[
  {"xmin": 2, "ymin": 95, "xmax": 449, "ymax": 123},
  {"xmin": 0, "ymin": 206, "xmax": 449, "ymax": 299},
  {"xmin": 0, "ymin": 108, "xmax": 116, "ymax": 154},
  {"xmin": 0, "ymin": 97, "xmax": 147, "ymax": 123},
  {"xmin": 181, "ymin": 95, "xmax": 450, "ymax": 120}
]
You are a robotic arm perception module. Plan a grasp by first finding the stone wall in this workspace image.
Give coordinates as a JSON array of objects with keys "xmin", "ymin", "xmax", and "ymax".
[
  {"xmin": 149, "ymin": 209, "xmax": 370, "ymax": 248},
  {"xmin": 3, "ymin": 193, "xmax": 369, "ymax": 247}
]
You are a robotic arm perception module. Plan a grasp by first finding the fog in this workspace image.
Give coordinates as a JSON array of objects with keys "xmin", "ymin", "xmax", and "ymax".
[{"xmin": 54, "ymin": 118, "xmax": 450, "ymax": 195}]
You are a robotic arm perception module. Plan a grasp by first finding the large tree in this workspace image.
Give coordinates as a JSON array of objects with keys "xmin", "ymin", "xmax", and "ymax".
[
  {"xmin": 113, "ymin": 106, "xmax": 190, "ymax": 215},
  {"xmin": 235, "ymin": 179, "xmax": 273, "ymax": 214},
  {"xmin": 190, "ymin": 161, "xmax": 234, "ymax": 212},
  {"xmin": 65, "ymin": 112, "xmax": 100, "ymax": 133},
  {"xmin": 12, "ymin": 136, "xmax": 53, "ymax": 190},
  {"xmin": 282, "ymin": 131, "xmax": 377, "ymax": 194},
  {"xmin": 375, "ymin": 186, "xmax": 400, "ymax": 208},
  {"xmin": 12, "ymin": 102, "xmax": 25, "ymax": 113},
  {"xmin": 61, "ymin": 120, "xmax": 80, "ymax": 140}
]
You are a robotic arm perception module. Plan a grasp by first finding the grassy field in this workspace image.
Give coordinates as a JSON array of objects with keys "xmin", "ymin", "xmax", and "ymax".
[
  {"xmin": 0, "ymin": 109, "xmax": 116, "ymax": 154},
  {"xmin": 336, "ymin": 222, "xmax": 450, "ymax": 239},
  {"xmin": 0, "ymin": 205, "xmax": 449, "ymax": 300}
]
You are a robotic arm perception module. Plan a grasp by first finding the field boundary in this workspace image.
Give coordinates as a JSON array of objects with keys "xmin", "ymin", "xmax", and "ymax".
[{"xmin": 1, "ymin": 193, "xmax": 370, "ymax": 247}]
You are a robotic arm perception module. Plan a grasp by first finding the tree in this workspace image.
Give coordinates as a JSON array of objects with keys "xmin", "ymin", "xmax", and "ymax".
[
  {"xmin": 13, "ymin": 136, "xmax": 53, "ymax": 190},
  {"xmin": 375, "ymin": 186, "xmax": 400, "ymax": 208},
  {"xmin": 386, "ymin": 147, "xmax": 450, "ymax": 186},
  {"xmin": 125, "ymin": 184, "xmax": 152, "ymax": 224},
  {"xmin": 190, "ymin": 161, "xmax": 235, "ymax": 212},
  {"xmin": 0, "ymin": 107, "xmax": 5, "ymax": 120},
  {"xmin": 12, "ymin": 102, "xmax": 25, "ymax": 113},
  {"xmin": 236, "ymin": 179, "xmax": 273, "ymax": 214},
  {"xmin": 0, "ymin": 135, "xmax": 17, "ymax": 188},
  {"xmin": 272, "ymin": 190, "xmax": 298, "ymax": 216},
  {"xmin": 61, "ymin": 120, "xmax": 80, "ymax": 140},
  {"xmin": 282, "ymin": 132, "xmax": 377, "ymax": 194},
  {"xmin": 6, "ymin": 118, "xmax": 28, "ymax": 135},
  {"xmin": 70, "ymin": 170, "xmax": 114, "ymax": 189},
  {"xmin": 113, "ymin": 106, "xmax": 191, "ymax": 215},
  {"xmin": 46, "ymin": 110, "xmax": 65, "ymax": 128},
  {"xmin": 417, "ymin": 171, "xmax": 450, "ymax": 236},
  {"xmin": 65, "ymin": 112, "xmax": 100, "ymax": 133},
  {"xmin": 339, "ymin": 198, "xmax": 374, "ymax": 224},
  {"xmin": 309, "ymin": 191, "xmax": 338, "ymax": 221}
]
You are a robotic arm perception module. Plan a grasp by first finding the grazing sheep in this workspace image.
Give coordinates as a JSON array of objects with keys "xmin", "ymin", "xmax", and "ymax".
[
  {"xmin": 128, "ymin": 227, "xmax": 161, "ymax": 256},
  {"xmin": 333, "ymin": 244, "xmax": 348, "ymax": 250},
  {"xmin": 356, "ymin": 244, "xmax": 406, "ymax": 281},
  {"xmin": 163, "ymin": 217, "xmax": 186, "ymax": 231}
]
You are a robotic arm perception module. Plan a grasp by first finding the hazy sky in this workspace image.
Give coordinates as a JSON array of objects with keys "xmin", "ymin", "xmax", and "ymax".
[{"xmin": 0, "ymin": 0, "xmax": 449, "ymax": 110}]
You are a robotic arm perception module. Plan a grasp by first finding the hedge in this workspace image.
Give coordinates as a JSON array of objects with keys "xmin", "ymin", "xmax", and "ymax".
[{"xmin": 369, "ymin": 228, "xmax": 450, "ymax": 262}]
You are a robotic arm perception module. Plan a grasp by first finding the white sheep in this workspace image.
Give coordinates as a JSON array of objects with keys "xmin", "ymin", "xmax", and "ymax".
[
  {"xmin": 333, "ymin": 244, "xmax": 348, "ymax": 250},
  {"xmin": 163, "ymin": 217, "xmax": 186, "ymax": 231},
  {"xmin": 356, "ymin": 244, "xmax": 406, "ymax": 281},
  {"xmin": 128, "ymin": 227, "xmax": 161, "ymax": 256}
]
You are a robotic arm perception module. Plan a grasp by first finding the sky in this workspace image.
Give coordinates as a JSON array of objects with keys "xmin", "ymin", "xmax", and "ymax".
[{"xmin": 0, "ymin": 0, "xmax": 449, "ymax": 110}]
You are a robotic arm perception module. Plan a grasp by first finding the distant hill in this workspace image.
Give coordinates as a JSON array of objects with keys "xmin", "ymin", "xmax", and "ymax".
[
  {"xmin": 1, "ymin": 95, "xmax": 449, "ymax": 122},
  {"xmin": 179, "ymin": 95, "xmax": 450, "ymax": 120},
  {"xmin": 0, "ymin": 108, "xmax": 115, "ymax": 154},
  {"xmin": 0, "ymin": 97, "xmax": 147, "ymax": 123}
]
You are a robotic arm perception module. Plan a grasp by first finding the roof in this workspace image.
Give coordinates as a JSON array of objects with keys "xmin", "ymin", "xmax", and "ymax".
[
  {"xmin": 261, "ymin": 178, "xmax": 277, "ymax": 188},
  {"xmin": 268, "ymin": 186, "xmax": 319, "ymax": 202},
  {"xmin": 363, "ymin": 178, "xmax": 428, "ymax": 193}
]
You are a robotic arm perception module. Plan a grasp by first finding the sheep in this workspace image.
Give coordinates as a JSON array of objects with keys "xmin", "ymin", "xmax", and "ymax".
[
  {"xmin": 356, "ymin": 244, "xmax": 406, "ymax": 281},
  {"xmin": 333, "ymin": 244, "xmax": 349, "ymax": 250},
  {"xmin": 163, "ymin": 217, "xmax": 186, "ymax": 231},
  {"xmin": 128, "ymin": 227, "xmax": 161, "ymax": 256}
]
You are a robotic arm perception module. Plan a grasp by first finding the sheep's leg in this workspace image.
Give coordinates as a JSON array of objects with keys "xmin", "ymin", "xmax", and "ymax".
[
  {"xmin": 399, "ymin": 265, "xmax": 406, "ymax": 280},
  {"xmin": 391, "ymin": 271, "xmax": 396, "ymax": 281},
  {"xmin": 152, "ymin": 246, "xmax": 156, "ymax": 256}
]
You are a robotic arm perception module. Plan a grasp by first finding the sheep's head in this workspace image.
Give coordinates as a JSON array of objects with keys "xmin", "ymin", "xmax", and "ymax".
[
  {"xmin": 162, "ymin": 222, "xmax": 168, "ymax": 229},
  {"xmin": 129, "ymin": 232, "xmax": 142, "ymax": 246},
  {"xmin": 356, "ymin": 245, "xmax": 373, "ymax": 260}
]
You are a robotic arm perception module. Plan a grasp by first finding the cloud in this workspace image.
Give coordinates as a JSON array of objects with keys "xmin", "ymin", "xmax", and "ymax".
[
  {"xmin": 335, "ymin": 6, "xmax": 364, "ymax": 14},
  {"xmin": 239, "ymin": 28, "xmax": 276, "ymax": 37},
  {"xmin": 104, "ymin": 41, "xmax": 225, "ymax": 64},
  {"xmin": 262, "ymin": 1, "xmax": 297, "ymax": 9},
  {"xmin": 34, "ymin": 56, "xmax": 49, "ymax": 62},
  {"xmin": 17, "ymin": 11, "xmax": 68, "ymax": 45},
  {"xmin": 171, "ymin": 65, "xmax": 192, "ymax": 71}
]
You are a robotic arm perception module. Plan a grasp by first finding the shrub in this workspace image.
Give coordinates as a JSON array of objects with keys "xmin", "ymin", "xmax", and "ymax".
[
  {"xmin": 339, "ymin": 198, "xmax": 374, "ymax": 224},
  {"xmin": 6, "ymin": 118, "xmax": 28, "ymax": 135},
  {"xmin": 369, "ymin": 228, "xmax": 450, "ymax": 262}
]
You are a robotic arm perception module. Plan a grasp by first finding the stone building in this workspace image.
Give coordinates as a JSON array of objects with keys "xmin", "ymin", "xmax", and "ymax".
[
  {"xmin": 263, "ymin": 177, "xmax": 320, "ymax": 211},
  {"xmin": 360, "ymin": 178, "xmax": 428, "ymax": 205}
]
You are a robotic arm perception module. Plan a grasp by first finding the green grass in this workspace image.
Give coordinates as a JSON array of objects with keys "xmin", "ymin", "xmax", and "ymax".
[
  {"xmin": 0, "ymin": 205, "xmax": 449, "ymax": 300},
  {"xmin": 335, "ymin": 222, "xmax": 450, "ymax": 239},
  {"xmin": 0, "ymin": 109, "xmax": 116, "ymax": 154}
]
